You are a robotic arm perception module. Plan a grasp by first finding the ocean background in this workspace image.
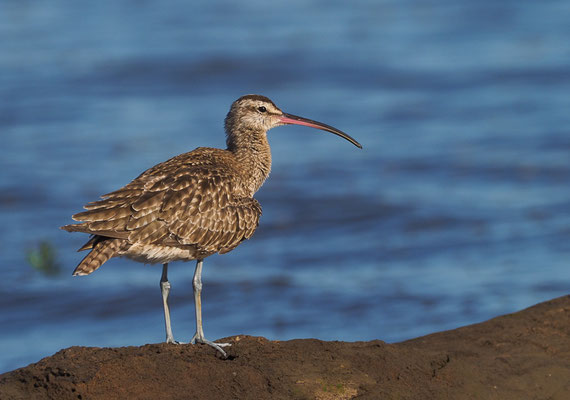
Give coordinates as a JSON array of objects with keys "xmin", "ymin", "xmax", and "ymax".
[{"xmin": 1, "ymin": 0, "xmax": 569, "ymax": 373}]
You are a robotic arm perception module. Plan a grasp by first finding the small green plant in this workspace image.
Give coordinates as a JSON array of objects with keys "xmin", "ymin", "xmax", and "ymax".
[{"xmin": 26, "ymin": 240, "xmax": 61, "ymax": 277}]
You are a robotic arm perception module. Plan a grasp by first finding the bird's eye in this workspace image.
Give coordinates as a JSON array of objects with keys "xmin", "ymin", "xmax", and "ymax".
[{"xmin": 257, "ymin": 106, "xmax": 267, "ymax": 113}]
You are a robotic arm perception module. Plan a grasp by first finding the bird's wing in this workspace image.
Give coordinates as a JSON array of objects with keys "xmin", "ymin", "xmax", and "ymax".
[{"xmin": 61, "ymin": 151, "xmax": 262, "ymax": 254}]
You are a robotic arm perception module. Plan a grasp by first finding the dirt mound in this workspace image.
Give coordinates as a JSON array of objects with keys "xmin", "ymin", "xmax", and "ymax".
[{"xmin": 1, "ymin": 296, "xmax": 569, "ymax": 399}]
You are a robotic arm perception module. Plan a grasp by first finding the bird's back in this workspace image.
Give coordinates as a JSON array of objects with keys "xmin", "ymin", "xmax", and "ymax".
[{"xmin": 61, "ymin": 147, "xmax": 262, "ymax": 274}]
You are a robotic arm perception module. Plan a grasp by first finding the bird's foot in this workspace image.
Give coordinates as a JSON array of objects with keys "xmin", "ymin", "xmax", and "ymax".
[
  {"xmin": 165, "ymin": 337, "xmax": 185, "ymax": 345},
  {"xmin": 190, "ymin": 333, "xmax": 231, "ymax": 358}
]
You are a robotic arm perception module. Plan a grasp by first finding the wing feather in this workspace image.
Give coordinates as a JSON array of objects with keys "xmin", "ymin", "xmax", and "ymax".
[{"xmin": 61, "ymin": 148, "xmax": 262, "ymax": 256}]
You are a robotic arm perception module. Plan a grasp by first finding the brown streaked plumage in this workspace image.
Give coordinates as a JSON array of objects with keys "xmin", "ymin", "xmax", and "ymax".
[
  {"xmin": 61, "ymin": 94, "xmax": 362, "ymax": 357},
  {"xmin": 63, "ymin": 148, "xmax": 262, "ymax": 273}
]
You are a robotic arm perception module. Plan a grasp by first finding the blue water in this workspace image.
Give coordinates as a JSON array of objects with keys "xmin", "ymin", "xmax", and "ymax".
[{"xmin": 1, "ymin": 0, "xmax": 570, "ymax": 373}]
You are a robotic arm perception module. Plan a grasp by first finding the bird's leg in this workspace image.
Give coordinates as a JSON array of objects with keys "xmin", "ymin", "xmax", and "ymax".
[
  {"xmin": 160, "ymin": 263, "xmax": 182, "ymax": 344},
  {"xmin": 190, "ymin": 259, "xmax": 231, "ymax": 357}
]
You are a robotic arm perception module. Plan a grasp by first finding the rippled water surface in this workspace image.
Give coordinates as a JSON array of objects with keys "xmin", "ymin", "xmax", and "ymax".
[{"xmin": 1, "ymin": 1, "xmax": 569, "ymax": 372}]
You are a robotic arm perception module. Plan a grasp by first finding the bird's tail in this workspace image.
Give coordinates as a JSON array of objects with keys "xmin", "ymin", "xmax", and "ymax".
[{"xmin": 73, "ymin": 238, "xmax": 123, "ymax": 276}]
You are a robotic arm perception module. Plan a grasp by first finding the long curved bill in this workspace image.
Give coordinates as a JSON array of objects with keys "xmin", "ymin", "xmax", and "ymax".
[{"xmin": 280, "ymin": 113, "xmax": 362, "ymax": 149}]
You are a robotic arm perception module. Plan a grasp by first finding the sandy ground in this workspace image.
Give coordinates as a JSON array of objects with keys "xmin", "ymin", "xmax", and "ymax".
[{"xmin": 1, "ymin": 295, "xmax": 568, "ymax": 399}]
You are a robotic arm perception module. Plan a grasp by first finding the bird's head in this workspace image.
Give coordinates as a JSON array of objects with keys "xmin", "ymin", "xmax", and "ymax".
[{"xmin": 225, "ymin": 94, "xmax": 362, "ymax": 149}]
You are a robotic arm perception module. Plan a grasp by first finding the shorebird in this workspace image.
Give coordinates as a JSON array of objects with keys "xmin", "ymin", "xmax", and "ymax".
[{"xmin": 62, "ymin": 94, "xmax": 361, "ymax": 357}]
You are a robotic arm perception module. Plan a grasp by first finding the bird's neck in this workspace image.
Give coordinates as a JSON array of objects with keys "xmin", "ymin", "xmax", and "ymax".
[{"xmin": 226, "ymin": 128, "xmax": 272, "ymax": 196}]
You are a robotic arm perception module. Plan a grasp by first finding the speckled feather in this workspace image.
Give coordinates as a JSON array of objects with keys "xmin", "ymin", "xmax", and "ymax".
[{"xmin": 62, "ymin": 147, "xmax": 263, "ymax": 274}]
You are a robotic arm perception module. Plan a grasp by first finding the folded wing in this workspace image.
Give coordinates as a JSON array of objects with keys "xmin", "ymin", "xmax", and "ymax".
[{"xmin": 61, "ymin": 151, "xmax": 262, "ymax": 256}]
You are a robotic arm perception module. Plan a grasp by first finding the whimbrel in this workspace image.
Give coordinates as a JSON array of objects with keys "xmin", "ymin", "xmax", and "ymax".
[{"xmin": 61, "ymin": 95, "xmax": 362, "ymax": 357}]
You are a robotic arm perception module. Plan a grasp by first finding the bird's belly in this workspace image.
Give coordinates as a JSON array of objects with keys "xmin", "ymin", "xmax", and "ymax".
[{"xmin": 119, "ymin": 243, "xmax": 200, "ymax": 264}]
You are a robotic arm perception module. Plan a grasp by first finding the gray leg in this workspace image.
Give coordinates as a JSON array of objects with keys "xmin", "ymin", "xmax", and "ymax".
[
  {"xmin": 160, "ymin": 263, "xmax": 181, "ymax": 344},
  {"xmin": 190, "ymin": 259, "xmax": 231, "ymax": 357}
]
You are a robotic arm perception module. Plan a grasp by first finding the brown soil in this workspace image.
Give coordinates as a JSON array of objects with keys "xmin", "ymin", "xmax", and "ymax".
[{"xmin": 1, "ymin": 295, "xmax": 569, "ymax": 400}]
